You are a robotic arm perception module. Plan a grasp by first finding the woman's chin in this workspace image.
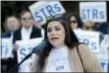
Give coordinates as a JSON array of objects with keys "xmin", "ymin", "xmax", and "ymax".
[{"xmin": 51, "ymin": 43, "xmax": 59, "ymax": 48}]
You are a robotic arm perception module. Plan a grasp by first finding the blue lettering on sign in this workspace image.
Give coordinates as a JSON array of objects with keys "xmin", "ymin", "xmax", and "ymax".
[
  {"xmin": 54, "ymin": 3, "xmax": 61, "ymax": 12},
  {"xmin": 20, "ymin": 48, "xmax": 27, "ymax": 60},
  {"xmin": 92, "ymin": 8, "xmax": 98, "ymax": 19},
  {"xmin": 78, "ymin": 38, "xmax": 97, "ymax": 50},
  {"xmin": 35, "ymin": 12, "xmax": 43, "ymax": 22},
  {"xmin": 91, "ymin": 42, "xmax": 96, "ymax": 50},
  {"xmin": 101, "ymin": 62, "xmax": 106, "ymax": 68},
  {"xmin": 40, "ymin": 8, "xmax": 48, "ymax": 19},
  {"xmin": 83, "ymin": 39, "xmax": 89, "ymax": 45},
  {"xmin": 20, "ymin": 47, "xmax": 33, "ymax": 60},
  {"xmin": 101, "ymin": 62, "xmax": 109, "ymax": 72},
  {"xmin": 81, "ymin": 9, "xmax": 86, "ymax": 19},
  {"xmin": 2, "ymin": 45, "xmax": 8, "ymax": 56},
  {"xmin": 34, "ymin": 3, "xmax": 62, "ymax": 23},
  {"xmin": 99, "ymin": 11, "xmax": 104, "ymax": 19},
  {"xmin": 86, "ymin": 9, "xmax": 90, "ymax": 19},
  {"xmin": 46, "ymin": 5, "xmax": 56, "ymax": 16},
  {"xmin": 81, "ymin": 8, "xmax": 105, "ymax": 20}
]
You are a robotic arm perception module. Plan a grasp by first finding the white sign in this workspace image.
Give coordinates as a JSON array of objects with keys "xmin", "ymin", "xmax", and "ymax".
[
  {"xmin": 99, "ymin": 34, "xmax": 109, "ymax": 72},
  {"xmin": 1, "ymin": 38, "xmax": 13, "ymax": 58},
  {"xmin": 100, "ymin": 34, "xmax": 109, "ymax": 59},
  {"xmin": 80, "ymin": 2, "xmax": 107, "ymax": 22},
  {"xmin": 74, "ymin": 30, "xmax": 100, "ymax": 53},
  {"xmin": 29, "ymin": 1, "xmax": 66, "ymax": 25},
  {"xmin": 100, "ymin": 59, "xmax": 109, "ymax": 72},
  {"xmin": 16, "ymin": 38, "xmax": 43, "ymax": 72}
]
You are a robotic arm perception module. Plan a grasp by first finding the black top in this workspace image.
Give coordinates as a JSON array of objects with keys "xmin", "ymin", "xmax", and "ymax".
[{"xmin": 13, "ymin": 26, "xmax": 42, "ymax": 43}]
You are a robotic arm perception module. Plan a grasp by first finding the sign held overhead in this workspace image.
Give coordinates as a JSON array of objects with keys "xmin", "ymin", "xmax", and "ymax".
[
  {"xmin": 80, "ymin": 2, "xmax": 107, "ymax": 22},
  {"xmin": 29, "ymin": 1, "xmax": 66, "ymax": 25}
]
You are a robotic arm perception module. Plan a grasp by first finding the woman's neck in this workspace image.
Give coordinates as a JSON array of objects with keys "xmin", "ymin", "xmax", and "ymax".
[{"xmin": 54, "ymin": 44, "xmax": 66, "ymax": 49}]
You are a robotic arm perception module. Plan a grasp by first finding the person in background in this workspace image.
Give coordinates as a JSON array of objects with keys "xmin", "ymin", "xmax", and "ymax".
[
  {"xmin": 94, "ymin": 22, "xmax": 108, "ymax": 34},
  {"xmin": 31, "ymin": 15, "xmax": 104, "ymax": 72},
  {"xmin": 83, "ymin": 21, "xmax": 95, "ymax": 31},
  {"xmin": 67, "ymin": 12, "xmax": 83, "ymax": 30},
  {"xmin": 11, "ymin": 9, "xmax": 42, "ymax": 72},
  {"xmin": 1, "ymin": 14, "xmax": 20, "ymax": 73},
  {"xmin": 2, "ymin": 14, "xmax": 20, "ymax": 38},
  {"xmin": 13, "ymin": 9, "xmax": 41, "ymax": 43}
]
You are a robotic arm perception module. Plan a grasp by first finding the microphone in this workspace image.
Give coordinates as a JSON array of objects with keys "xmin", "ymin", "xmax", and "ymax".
[
  {"xmin": 32, "ymin": 39, "xmax": 47, "ymax": 55},
  {"xmin": 8, "ymin": 39, "xmax": 47, "ymax": 73}
]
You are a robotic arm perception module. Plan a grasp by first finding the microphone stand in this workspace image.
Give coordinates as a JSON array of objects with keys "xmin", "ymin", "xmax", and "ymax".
[{"xmin": 8, "ymin": 53, "xmax": 32, "ymax": 73}]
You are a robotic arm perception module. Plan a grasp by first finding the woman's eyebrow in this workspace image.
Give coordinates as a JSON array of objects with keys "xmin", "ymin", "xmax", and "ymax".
[{"xmin": 54, "ymin": 25, "xmax": 61, "ymax": 28}]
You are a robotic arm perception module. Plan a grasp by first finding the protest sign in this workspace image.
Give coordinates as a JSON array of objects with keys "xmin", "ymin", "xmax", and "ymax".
[
  {"xmin": 16, "ymin": 38, "xmax": 43, "ymax": 72},
  {"xmin": 74, "ymin": 30, "xmax": 100, "ymax": 53},
  {"xmin": 29, "ymin": 1, "xmax": 66, "ymax": 25},
  {"xmin": 80, "ymin": 2, "xmax": 107, "ymax": 22},
  {"xmin": 1, "ymin": 38, "xmax": 13, "ymax": 58},
  {"xmin": 100, "ymin": 59, "xmax": 109, "ymax": 72}
]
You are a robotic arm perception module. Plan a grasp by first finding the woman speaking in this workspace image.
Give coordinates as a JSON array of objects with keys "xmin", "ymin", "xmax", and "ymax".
[{"xmin": 31, "ymin": 15, "xmax": 104, "ymax": 72}]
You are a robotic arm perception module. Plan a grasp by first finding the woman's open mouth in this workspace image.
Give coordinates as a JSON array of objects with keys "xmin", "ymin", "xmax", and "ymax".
[{"xmin": 51, "ymin": 37, "xmax": 59, "ymax": 41}]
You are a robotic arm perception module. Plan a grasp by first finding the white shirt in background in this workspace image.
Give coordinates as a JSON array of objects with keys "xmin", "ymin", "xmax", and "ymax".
[
  {"xmin": 21, "ymin": 26, "xmax": 32, "ymax": 40},
  {"xmin": 10, "ymin": 32, "xmax": 13, "ymax": 41}
]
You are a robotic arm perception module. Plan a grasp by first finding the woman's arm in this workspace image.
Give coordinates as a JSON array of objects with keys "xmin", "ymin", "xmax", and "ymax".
[{"xmin": 78, "ymin": 44, "xmax": 104, "ymax": 72}]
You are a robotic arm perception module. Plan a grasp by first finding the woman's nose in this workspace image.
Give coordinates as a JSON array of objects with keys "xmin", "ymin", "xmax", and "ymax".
[
  {"xmin": 26, "ymin": 20, "xmax": 30, "ymax": 23},
  {"xmin": 50, "ymin": 29, "xmax": 56, "ymax": 35}
]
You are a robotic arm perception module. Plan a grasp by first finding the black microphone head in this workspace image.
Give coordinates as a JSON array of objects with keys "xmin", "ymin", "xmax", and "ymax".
[{"xmin": 32, "ymin": 39, "xmax": 47, "ymax": 55}]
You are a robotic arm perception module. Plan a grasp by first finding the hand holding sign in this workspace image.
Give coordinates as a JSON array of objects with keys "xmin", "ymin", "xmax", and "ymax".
[
  {"xmin": 32, "ymin": 20, "xmax": 42, "ymax": 29},
  {"xmin": 13, "ymin": 43, "xmax": 19, "ymax": 53}
]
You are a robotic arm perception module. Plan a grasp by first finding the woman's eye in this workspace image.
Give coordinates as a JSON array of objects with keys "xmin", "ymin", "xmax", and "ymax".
[
  {"xmin": 47, "ymin": 28, "xmax": 52, "ymax": 32},
  {"xmin": 55, "ymin": 27, "xmax": 61, "ymax": 31}
]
